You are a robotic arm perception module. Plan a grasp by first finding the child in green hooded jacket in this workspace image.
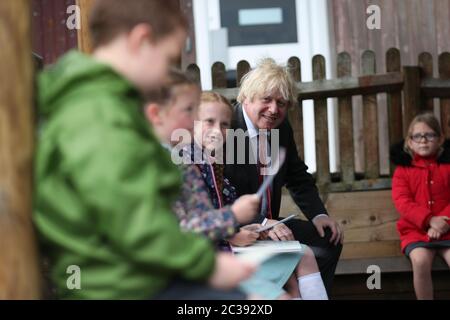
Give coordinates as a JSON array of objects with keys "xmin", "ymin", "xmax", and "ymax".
[{"xmin": 34, "ymin": 0, "xmax": 254, "ymax": 299}]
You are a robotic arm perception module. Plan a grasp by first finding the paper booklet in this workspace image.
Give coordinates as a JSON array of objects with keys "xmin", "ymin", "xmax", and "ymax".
[{"xmin": 232, "ymin": 241, "xmax": 303, "ymax": 265}]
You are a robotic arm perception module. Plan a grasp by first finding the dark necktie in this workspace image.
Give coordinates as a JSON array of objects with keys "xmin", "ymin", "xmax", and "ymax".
[{"xmin": 257, "ymin": 132, "xmax": 272, "ymax": 219}]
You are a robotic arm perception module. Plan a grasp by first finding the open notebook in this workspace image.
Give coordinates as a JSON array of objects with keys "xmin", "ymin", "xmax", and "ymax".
[{"xmin": 232, "ymin": 241, "xmax": 302, "ymax": 265}]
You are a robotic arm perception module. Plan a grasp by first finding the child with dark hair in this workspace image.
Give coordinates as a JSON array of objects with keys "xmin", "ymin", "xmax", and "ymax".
[{"xmin": 34, "ymin": 0, "xmax": 252, "ymax": 299}]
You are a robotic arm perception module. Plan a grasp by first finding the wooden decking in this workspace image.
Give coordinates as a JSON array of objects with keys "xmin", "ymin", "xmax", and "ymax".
[{"xmin": 331, "ymin": 271, "xmax": 450, "ymax": 299}]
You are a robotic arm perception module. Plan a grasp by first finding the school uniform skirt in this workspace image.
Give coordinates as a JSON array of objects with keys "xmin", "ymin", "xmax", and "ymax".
[{"xmin": 405, "ymin": 240, "xmax": 450, "ymax": 257}]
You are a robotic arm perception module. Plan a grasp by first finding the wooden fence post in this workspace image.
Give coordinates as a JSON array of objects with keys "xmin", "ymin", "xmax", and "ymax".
[
  {"xmin": 402, "ymin": 66, "xmax": 422, "ymax": 135},
  {"xmin": 186, "ymin": 63, "xmax": 201, "ymax": 87},
  {"xmin": 386, "ymin": 48, "xmax": 402, "ymax": 175},
  {"xmin": 76, "ymin": 0, "xmax": 94, "ymax": 54},
  {"xmin": 362, "ymin": 50, "xmax": 379, "ymax": 179},
  {"xmin": 236, "ymin": 60, "xmax": 250, "ymax": 87},
  {"xmin": 337, "ymin": 52, "xmax": 354, "ymax": 184},
  {"xmin": 212, "ymin": 62, "xmax": 227, "ymax": 89},
  {"xmin": 0, "ymin": 0, "xmax": 41, "ymax": 299},
  {"xmin": 439, "ymin": 52, "xmax": 450, "ymax": 138},
  {"xmin": 287, "ymin": 57, "xmax": 304, "ymax": 160},
  {"xmin": 418, "ymin": 52, "xmax": 434, "ymax": 111},
  {"xmin": 312, "ymin": 55, "xmax": 330, "ymax": 186}
]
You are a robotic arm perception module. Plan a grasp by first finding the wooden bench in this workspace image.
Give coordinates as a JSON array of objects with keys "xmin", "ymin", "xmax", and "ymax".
[
  {"xmin": 281, "ymin": 189, "xmax": 448, "ymax": 274},
  {"xmin": 281, "ymin": 188, "xmax": 450, "ymax": 298}
]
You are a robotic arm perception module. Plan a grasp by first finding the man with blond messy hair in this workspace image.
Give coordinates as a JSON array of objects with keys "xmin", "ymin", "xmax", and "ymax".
[{"xmin": 225, "ymin": 58, "xmax": 344, "ymax": 295}]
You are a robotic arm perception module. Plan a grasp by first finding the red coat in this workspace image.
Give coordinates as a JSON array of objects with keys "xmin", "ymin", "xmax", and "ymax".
[{"xmin": 391, "ymin": 140, "xmax": 450, "ymax": 252}]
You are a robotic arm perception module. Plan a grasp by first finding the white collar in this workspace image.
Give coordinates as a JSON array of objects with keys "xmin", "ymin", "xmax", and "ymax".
[
  {"xmin": 242, "ymin": 104, "xmax": 259, "ymax": 139},
  {"xmin": 242, "ymin": 105, "xmax": 272, "ymax": 141}
]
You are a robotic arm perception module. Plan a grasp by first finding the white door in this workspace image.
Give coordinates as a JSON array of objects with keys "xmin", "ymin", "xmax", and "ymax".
[{"xmin": 194, "ymin": 0, "xmax": 339, "ymax": 173}]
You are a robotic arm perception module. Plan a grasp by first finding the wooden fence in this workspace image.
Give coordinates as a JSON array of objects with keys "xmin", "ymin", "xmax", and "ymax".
[
  {"xmin": 186, "ymin": 49, "xmax": 450, "ymax": 276},
  {"xmin": 186, "ymin": 48, "xmax": 450, "ymax": 194}
]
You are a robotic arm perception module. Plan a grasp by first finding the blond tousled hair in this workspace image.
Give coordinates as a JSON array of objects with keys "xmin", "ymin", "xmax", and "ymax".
[
  {"xmin": 237, "ymin": 58, "xmax": 298, "ymax": 107},
  {"xmin": 200, "ymin": 92, "xmax": 233, "ymax": 113}
]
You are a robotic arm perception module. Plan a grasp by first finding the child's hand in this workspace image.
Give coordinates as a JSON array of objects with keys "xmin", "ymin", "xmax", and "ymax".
[
  {"xmin": 208, "ymin": 252, "xmax": 256, "ymax": 290},
  {"xmin": 242, "ymin": 223, "xmax": 269, "ymax": 240},
  {"xmin": 228, "ymin": 228, "xmax": 259, "ymax": 247},
  {"xmin": 241, "ymin": 223, "xmax": 261, "ymax": 232},
  {"xmin": 258, "ymin": 230, "xmax": 270, "ymax": 240},
  {"xmin": 427, "ymin": 227, "xmax": 442, "ymax": 240},
  {"xmin": 231, "ymin": 194, "xmax": 261, "ymax": 224},
  {"xmin": 429, "ymin": 216, "xmax": 450, "ymax": 234}
]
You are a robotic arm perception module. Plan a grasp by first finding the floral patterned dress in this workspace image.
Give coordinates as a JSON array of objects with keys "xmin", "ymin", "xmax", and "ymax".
[{"xmin": 169, "ymin": 143, "xmax": 239, "ymax": 242}]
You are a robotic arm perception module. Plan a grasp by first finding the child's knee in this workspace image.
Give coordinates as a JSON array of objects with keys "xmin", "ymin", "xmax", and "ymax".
[
  {"xmin": 297, "ymin": 245, "xmax": 319, "ymax": 273},
  {"xmin": 302, "ymin": 245, "xmax": 315, "ymax": 261},
  {"xmin": 410, "ymin": 249, "xmax": 434, "ymax": 270}
]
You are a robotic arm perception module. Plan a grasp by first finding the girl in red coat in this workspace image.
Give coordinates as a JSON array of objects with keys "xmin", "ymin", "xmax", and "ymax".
[{"xmin": 391, "ymin": 112, "xmax": 450, "ymax": 299}]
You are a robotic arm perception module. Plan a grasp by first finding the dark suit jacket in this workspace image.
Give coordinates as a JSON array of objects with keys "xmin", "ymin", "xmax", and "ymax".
[{"xmin": 224, "ymin": 104, "xmax": 328, "ymax": 222}]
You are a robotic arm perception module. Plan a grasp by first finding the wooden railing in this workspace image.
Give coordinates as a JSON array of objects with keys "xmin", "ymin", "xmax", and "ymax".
[{"xmin": 186, "ymin": 48, "xmax": 450, "ymax": 194}]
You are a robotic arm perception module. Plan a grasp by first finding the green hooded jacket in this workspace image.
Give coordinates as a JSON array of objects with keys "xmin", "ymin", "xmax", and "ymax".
[{"xmin": 34, "ymin": 50, "xmax": 215, "ymax": 299}]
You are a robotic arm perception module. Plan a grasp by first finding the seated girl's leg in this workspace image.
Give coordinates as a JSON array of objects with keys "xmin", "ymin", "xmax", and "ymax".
[
  {"xmin": 277, "ymin": 293, "xmax": 293, "ymax": 300},
  {"xmin": 409, "ymin": 247, "xmax": 436, "ymax": 300},
  {"xmin": 297, "ymin": 245, "xmax": 320, "ymax": 276},
  {"xmin": 438, "ymin": 247, "xmax": 450, "ymax": 268},
  {"xmin": 295, "ymin": 245, "xmax": 328, "ymax": 300},
  {"xmin": 284, "ymin": 274, "xmax": 300, "ymax": 298}
]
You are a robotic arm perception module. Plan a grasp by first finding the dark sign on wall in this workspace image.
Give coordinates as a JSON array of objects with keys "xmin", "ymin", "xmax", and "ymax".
[{"xmin": 220, "ymin": 0, "xmax": 298, "ymax": 46}]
